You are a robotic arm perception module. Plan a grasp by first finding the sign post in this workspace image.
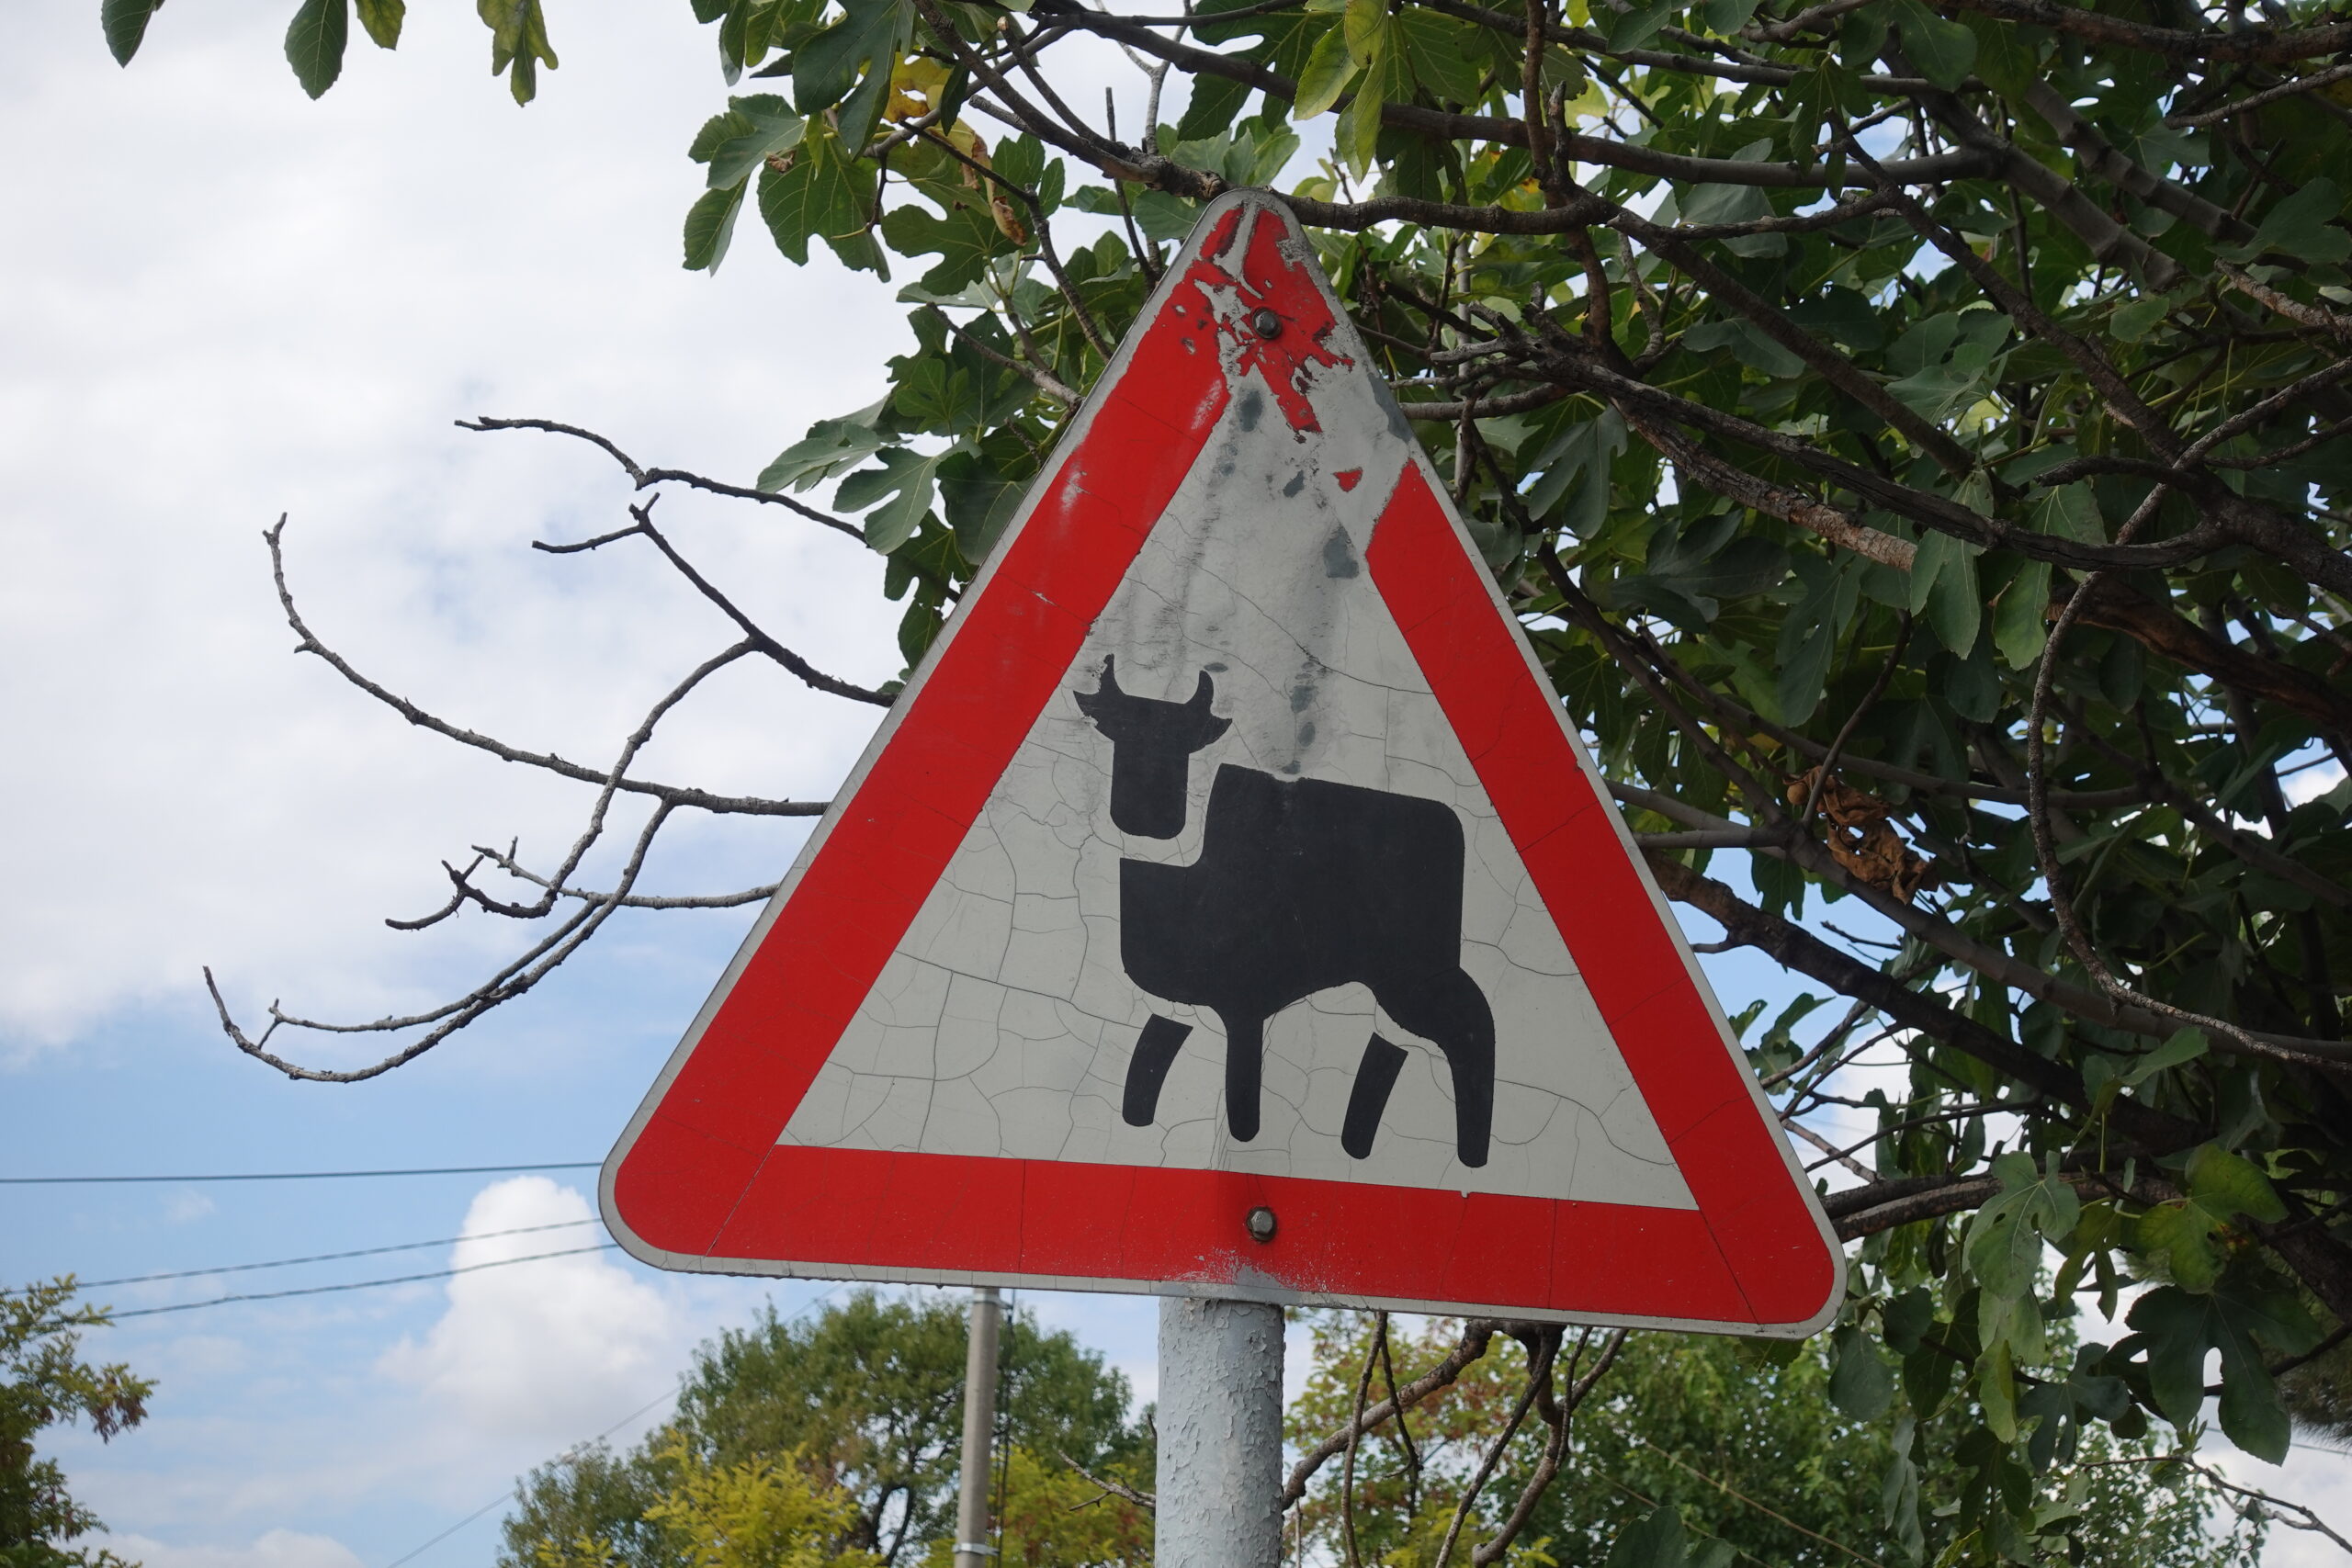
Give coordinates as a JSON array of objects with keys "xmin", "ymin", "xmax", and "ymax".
[
  {"xmin": 952, "ymin": 1286, "xmax": 1002, "ymax": 1568},
  {"xmin": 1156, "ymin": 1297, "xmax": 1285, "ymax": 1568},
  {"xmin": 604, "ymin": 188, "xmax": 1843, "ymax": 1556}
]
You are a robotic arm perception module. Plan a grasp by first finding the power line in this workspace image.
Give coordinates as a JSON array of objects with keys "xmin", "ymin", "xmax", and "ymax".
[
  {"xmin": 379, "ymin": 1375, "xmax": 691, "ymax": 1568},
  {"xmin": 380, "ymin": 1374, "xmax": 695, "ymax": 1568},
  {"xmin": 378, "ymin": 1490, "xmax": 517, "ymax": 1568},
  {"xmin": 106, "ymin": 1244, "xmax": 620, "ymax": 1317},
  {"xmin": 0, "ymin": 1162, "xmax": 599, "ymax": 1185},
  {"xmin": 376, "ymin": 1281, "xmax": 852, "ymax": 1568},
  {"xmin": 74, "ymin": 1219, "xmax": 603, "ymax": 1288}
]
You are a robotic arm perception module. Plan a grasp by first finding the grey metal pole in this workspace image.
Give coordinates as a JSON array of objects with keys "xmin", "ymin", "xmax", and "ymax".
[
  {"xmin": 1156, "ymin": 1295, "xmax": 1285, "ymax": 1568},
  {"xmin": 954, "ymin": 1286, "xmax": 1003, "ymax": 1568}
]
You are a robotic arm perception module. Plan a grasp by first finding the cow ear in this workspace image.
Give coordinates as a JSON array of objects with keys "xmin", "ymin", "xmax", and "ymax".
[{"xmin": 1076, "ymin": 656, "xmax": 1121, "ymax": 722}]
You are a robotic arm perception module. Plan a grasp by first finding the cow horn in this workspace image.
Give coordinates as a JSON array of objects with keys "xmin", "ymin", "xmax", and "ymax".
[
  {"xmin": 1187, "ymin": 671, "xmax": 1216, "ymax": 710},
  {"xmin": 1097, "ymin": 656, "xmax": 1125, "ymax": 699}
]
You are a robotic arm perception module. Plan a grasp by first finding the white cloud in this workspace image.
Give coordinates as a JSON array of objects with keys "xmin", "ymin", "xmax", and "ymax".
[
  {"xmin": 60, "ymin": 1181, "xmax": 792, "ymax": 1540},
  {"xmin": 379, "ymin": 1178, "xmax": 683, "ymax": 1444},
  {"xmin": 104, "ymin": 1530, "xmax": 366, "ymax": 1568},
  {"xmin": 163, "ymin": 1192, "xmax": 219, "ymax": 1225},
  {"xmin": 2286, "ymin": 761, "xmax": 2346, "ymax": 808},
  {"xmin": 0, "ymin": 1, "xmax": 906, "ymax": 1060}
]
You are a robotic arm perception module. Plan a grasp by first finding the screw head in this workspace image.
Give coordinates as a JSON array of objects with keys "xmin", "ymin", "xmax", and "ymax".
[
  {"xmin": 1246, "ymin": 1206, "xmax": 1278, "ymax": 1243},
  {"xmin": 1249, "ymin": 308, "xmax": 1283, "ymax": 340}
]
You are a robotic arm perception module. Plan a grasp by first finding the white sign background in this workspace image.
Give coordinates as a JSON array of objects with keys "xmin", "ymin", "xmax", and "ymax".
[{"xmin": 782, "ymin": 296, "xmax": 1693, "ymax": 1212}]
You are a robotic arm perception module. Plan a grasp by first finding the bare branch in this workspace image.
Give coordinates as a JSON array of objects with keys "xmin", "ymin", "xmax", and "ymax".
[
  {"xmin": 264, "ymin": 518, "xmax": 829, "ymax": 818},
  {"xmin": 2080, "ymin": 1454, "xmax": 2352, "ymax": 1555},
  {"xmin": 2169, "ymin": 63, "xmax": 2352, "ymax": 127},
  {"xmin": 1284, "ymin": 1321, "xmax": 1499, "ymax": 1506},
  {"xmin": 2220, "ymin": 262, "xmax": 2352, "ymax": 342},
  {"xmin": 1059, "ymin": 1452, "xmax": 1155, "ymax": 1512},
  {"xmin": 1473, "ymin": 1329, "xmax": 1624, "ymax": 1564},
  {"xmin": 1634, "ymin": 1436, "xmax": 1894, "ymax": 1568},
  {"xmin": 208, "ymin": 800, "xmax": 685, "ymax": 1082},
  {"xmin": 475, "ymin": 843, "xmax": 779, "ymax": 911},
  {"xmin": 458, "ymin": 417, "xmax": 866, "ymax": 541},
  {"xmin": 431, "ymin": 637, "xmax": 768, "ymax": 929},
  {"xmin": 627, "ymin": 501, "xmax": 895, "ymax": 706},
  {"xmin": 1932, "ymin": 0, "xmax": 2352, "ymax": 64},
  {"xmin": 1432, "ymin": 1325, "xmax": 1557, "ymax": 1568},
  {"xmin": 922, "ymin": 304, "xmax": 1079, "ymax": 405},
  {"xmin": 1641, "ymin": 852, "xmax": 2199, "ymax": 1146},
  {"xmin": 1340, "ymin": 1313, "xmax": 1381, "ymax": 1568},
  {"xmin": 1784, "ymin": 1117, "xmax": 1877, "ymax": 1182}
]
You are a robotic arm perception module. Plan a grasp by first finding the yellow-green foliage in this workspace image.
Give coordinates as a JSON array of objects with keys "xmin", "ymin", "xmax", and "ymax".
[
  {"xmin": 643, "ymin": 1437, "xmax": 880, "ymax": 1568},
  {"xmin": 916, "ymin": 1448, "xmax": 1151, "ymax": 1568},
  {"xmin": 531, "ymin": 1436, "xmax": 881, "ymax": 1568}
]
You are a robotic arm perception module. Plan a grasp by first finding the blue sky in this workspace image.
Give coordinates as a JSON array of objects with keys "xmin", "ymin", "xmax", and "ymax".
[{"xmin": 10, "ymin": 5, "xmax": 2351, "ymax": 1564}]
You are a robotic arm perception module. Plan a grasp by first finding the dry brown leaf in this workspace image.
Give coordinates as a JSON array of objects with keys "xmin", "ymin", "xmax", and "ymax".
[
  {"xmin": 1788, "ymin": 767, "xmax": 1940, "ymax": 899},
  {"xmin": 940, "ymin": 122, "xmax": 1027, "ymax": 244}
]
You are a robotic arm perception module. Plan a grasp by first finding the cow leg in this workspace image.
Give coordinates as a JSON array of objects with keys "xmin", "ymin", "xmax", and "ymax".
[
  {"xmin": 1378, "ymin": 970, "xmax": 1496, "ymax": 1168},
  {"xmin": 1124, "ymin": 1013, "xmax": 1193, "ymax": 1127},
  {"xmin": 1341, "ymin": 1033, "xmax": 1410, "ymax": 1159},
  {"xmin": 1222, "ymin": 1013, "xmax": 1266, "ymax": 1143}
]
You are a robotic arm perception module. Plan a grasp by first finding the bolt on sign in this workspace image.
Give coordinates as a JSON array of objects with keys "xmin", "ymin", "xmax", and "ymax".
[{"xmin": 604, "ymin": 192, "xmax": 1841, "ymax": 1336}]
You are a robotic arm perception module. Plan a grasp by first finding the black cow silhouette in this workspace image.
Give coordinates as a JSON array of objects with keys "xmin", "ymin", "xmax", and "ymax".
[{"xmin": 1076, "ymin": 658, "xmax": 1496, "ymax": 1168}]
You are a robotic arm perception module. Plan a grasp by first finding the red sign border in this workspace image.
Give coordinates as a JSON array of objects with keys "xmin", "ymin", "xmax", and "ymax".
[{"xmin": 602, "ymin": 193, "xmax": 1841, "ymax": 1336}]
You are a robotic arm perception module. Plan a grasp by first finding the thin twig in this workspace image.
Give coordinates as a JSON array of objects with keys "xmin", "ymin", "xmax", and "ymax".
[
  {"xmin": 1433, "ymin": 1328, "xmax": 1558, "ymax": 1568},
  {"xmin": 2168, "ymin": 62, "xmax": 2352, "ymax": 126},
  {"xmin": 1059, "ymin": 1452, "xmax": 1156, "ymax": 1511},
  {"xmin": 261, "ymin": 519, "xmax": 827, "ymax": 818},
  {"xmin": 1801, "ymin": 616, "xmax": 1912, "ymax": 823},
  {"xmin": 922, "ymin": 304, "xmax": 1079, "ymax": 404},
  {"xmin": 1284, "ymin": 1322, "xmax": 1498, "ymax": 1504},
  {"xmin": 1340, "ymin": 1313, "xmax": 1383, "ymax": 1568},
  {"xmin": 1634, "ymin": 1437, "xmax": 1893, "ymax": 1567},
  {"xmin": 628, "ymin": 501, "xmax": 895, "ymax": 706},
  {"xmin": 458, "ymin": 417, "xmax": 865, "ymax": 540}
]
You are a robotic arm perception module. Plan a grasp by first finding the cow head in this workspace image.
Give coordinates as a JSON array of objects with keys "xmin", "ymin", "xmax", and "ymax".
[{"xmin": 1074, "ymin": 658, "xmax": 1231, "ymax": 839}]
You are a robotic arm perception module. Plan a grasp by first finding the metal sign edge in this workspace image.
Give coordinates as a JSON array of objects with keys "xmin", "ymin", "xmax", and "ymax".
[{"xmin": 600, "ymin": 189, "xmax": 1845, "ymax": 1338}]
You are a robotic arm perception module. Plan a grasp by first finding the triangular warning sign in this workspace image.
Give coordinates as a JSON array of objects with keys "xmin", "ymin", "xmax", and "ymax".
[{"xmin": 604, "ymin": 194, "xmax": 1840, "ymax": 1335}]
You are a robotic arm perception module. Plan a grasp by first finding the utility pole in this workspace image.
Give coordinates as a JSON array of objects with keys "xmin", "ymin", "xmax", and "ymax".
[
  {"xmin": 1156, "ymin": 1295, "xmax": 1284, "ymax": 1568},
  {"xmin": 953, "ymin": 1285, "xmax": 1003, "ymax": 1568}
]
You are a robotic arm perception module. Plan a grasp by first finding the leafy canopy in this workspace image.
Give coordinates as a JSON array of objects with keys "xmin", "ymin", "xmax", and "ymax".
[
  {"xmin": 526, "ymin": 1434, "xmax": 881, "ymax": 1568},
  {"xmin": 500, "ymin": 1291, "xmax": 1148, "ymax": 1568},
  {"xmin": 1286, "ymin": 1311, "xmax": 2259, "ymax": 1568},
  {"xmin": 112, "ymin": 0, "xmax": 2352, "ymax": 1556}
]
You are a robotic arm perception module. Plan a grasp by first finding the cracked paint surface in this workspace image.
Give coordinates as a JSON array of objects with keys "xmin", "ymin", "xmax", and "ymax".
[
  {"xmin": 605, "ymin": 195, "xmax": 1842, "ymax": 1333},
  {"xmin": 780, "ymin": 211, "xmax": 1692, "ymax": 1210}
]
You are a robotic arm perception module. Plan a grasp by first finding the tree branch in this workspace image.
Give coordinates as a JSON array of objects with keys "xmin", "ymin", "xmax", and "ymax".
[
  {"xmin": 459, "ymin": 417, "xmax": 866, "ymax": 541},
  {"xmin": 264, "ymin": 518, "xmax": 829, "ymax": 818}
]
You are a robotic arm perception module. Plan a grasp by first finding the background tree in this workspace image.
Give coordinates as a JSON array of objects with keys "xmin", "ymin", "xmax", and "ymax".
[
  {"xmin": 1, "ymin": 1280, "xmax": 153, "ymax": 1568},
  {"xmin": 504, "ymin": 1443, "xmax": 677, "ymax": 1568},
  {"xmin": 938, "ymin": 1446, "xmax": 1153, "ymax": 1568},
  {"xmin": 1285, "ymin": 1311, "xmax": 2264, "ymax": 1566},
  {"xmin": 105, "ymin": 0, "xmax": 2352, "ymax": 1554},
  {"xmin": 526, "ymin": 1433, "xmax": 883, "ymax": 1568},
  {"xmin": 501, "ymin": 1291, "xmax": 1149, "ymax": 1568}
]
